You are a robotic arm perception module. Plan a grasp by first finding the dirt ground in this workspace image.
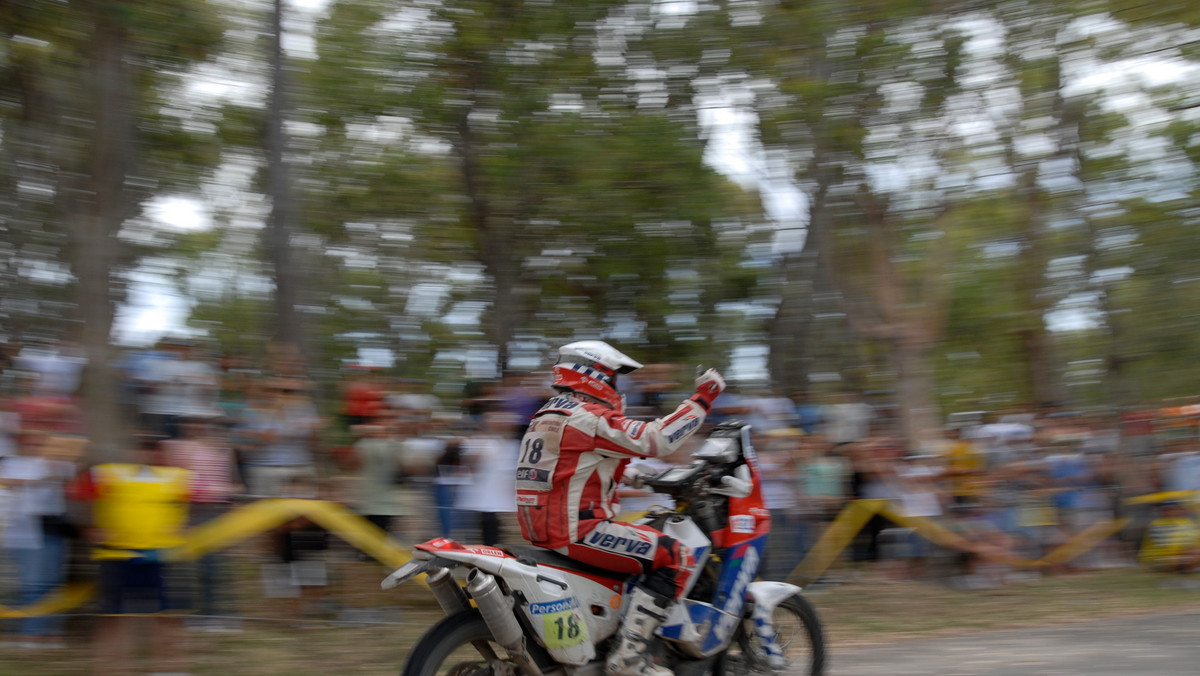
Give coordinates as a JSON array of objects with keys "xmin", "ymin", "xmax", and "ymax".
[{"xmin": 3, "ymin": 551, "xmax": 1199, "ymax": 675}]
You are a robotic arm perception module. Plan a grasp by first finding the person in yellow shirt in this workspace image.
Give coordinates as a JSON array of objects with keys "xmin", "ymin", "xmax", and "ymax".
[
  {"xmin": 940, "ymin": 426, "xmax": 987, "ymax": 505},
  {"xmin": 71, "ymin": 435, "xmax": 191, "ymax": 675},
  {"xmin": 1138, "ymin": 499, "xmax": 1200, "ymax": 573}
]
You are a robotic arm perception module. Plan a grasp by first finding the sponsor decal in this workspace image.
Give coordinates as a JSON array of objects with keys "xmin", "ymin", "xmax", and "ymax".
[
  {"xmin": 586, "ymin": 530, "xmax": 654, "ymax": 557},
  {"xmin": 516, "ymin": 494, "xmax": 539, "ymax": 506},
  {"xmin": 680, "ymin": 544, "xmax": 696, "ymax": 568},
  {"xmin": 529, "ymin": 597, "xmax": 580, "ymax": 615},
  {"xmin": 466, "ymin": 546, "xmax": 507, "ymax": 558},
  {"xmin": 666, "ymin": 415, "xmax": 701, "ymax": 443},
  {"xmin": 619, "ymin": 418, "xmax": 646, "ymax": 436},
  {"xmin": 730, "ymin": 515, "xmax": 755, "ymax": 534},
  {"xmin": 516, "ymin": 467, "xmax": 550, "ymax": 482},
  {"xmin": 750, "ymin": 507, "xmax": 770, "ymax": 519},
  {"xmin": 531, "ymin": 597, "xmax": 590, "ymax": 649},
  {"xmin": 609, "ymin": 594, "xmax": 623, "ymax": 610},
  {"xmin": 533, "ymin": 418, "xmax": 563, "ymax": 432},
  {"xmin": 541, "ymin": 397, "xmax": 580, "ymax": 411},
  {"xmin": 715, "ymin": 545, "xmax": 759, "ymax": 641}
]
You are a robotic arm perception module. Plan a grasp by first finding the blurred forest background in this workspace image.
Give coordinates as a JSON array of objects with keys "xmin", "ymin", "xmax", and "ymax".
[{"xmin": 2, "ymin": 0, "xmax": 1199, "ymax": 458}]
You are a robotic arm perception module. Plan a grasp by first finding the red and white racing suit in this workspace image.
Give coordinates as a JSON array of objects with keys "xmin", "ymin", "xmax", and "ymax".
[{"xmin": 515, "ymin": 390, "xmax": 714, "ymax": 599}]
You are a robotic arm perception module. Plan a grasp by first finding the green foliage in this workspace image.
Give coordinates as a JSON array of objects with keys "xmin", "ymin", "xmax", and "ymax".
[
  {"xmin": 289, "ymin": 0, "xmax": 764, "ymax": 376},
  {"xmin": 5, "ymin": 0, "xmax": 1200, "ymax": 434}
]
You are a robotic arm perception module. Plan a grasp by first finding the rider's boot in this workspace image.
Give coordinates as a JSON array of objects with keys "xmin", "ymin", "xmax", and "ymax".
[{"xmin": 605, "ymin": 587, "xmax": 673, "ymax": 676}]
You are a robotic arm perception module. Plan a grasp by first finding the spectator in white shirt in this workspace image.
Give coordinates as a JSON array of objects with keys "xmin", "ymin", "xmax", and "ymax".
[{"xmin": 456, "ymin": 408, "xmax": 521, "ymax": 546}]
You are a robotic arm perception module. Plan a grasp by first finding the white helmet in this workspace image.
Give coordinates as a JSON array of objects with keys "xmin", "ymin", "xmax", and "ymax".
[{"xmin": 552, "ymin": 340, "xmax": 643, "ymax": 410}]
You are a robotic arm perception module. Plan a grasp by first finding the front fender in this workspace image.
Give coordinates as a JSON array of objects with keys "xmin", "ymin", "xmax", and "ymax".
[{"xmin": 745, "ymin": 580, "xmax": 801, "ymax": 613}]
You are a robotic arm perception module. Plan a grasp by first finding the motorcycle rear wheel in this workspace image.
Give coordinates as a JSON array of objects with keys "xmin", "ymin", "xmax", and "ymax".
[
  {"xmin": 717, "ymin": 593, "xmax": 826, "ymax": 675},
  {"xmin": 401, "ymin": 609, "xmax": 538, "ymax": 676}
]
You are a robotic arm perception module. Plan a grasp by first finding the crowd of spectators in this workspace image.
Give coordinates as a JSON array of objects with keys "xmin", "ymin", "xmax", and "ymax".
[
  {"xmin": 714, "ymin": 390, "xmax": 1200, "ymax": 590},
  {"xmin": 1, "ymin": 337, "xmax": 1199, "ymax": 666}
]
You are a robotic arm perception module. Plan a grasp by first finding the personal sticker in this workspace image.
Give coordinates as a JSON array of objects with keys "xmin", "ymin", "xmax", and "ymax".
[{"xmin": 530, "ymin": 597, "xmax": 590, "ymax": 649}]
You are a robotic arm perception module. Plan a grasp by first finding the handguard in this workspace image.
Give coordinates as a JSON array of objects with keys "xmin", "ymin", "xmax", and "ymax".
[{"xmin": 710, "ymin": 463, "xmax": 753, "ymax": 498}]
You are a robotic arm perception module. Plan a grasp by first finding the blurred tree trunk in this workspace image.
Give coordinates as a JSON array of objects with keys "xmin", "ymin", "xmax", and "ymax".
[
  {"xmin": 1012, "ymin": 164, "xmax": 1063, "ymax": 408},
  {"xmin": 838, "ymin": 194, "xmax": 952, "ymax": 449},
  {"xmin": 456, "ymin": 107, "xmax": 518, "ymax": 373},
  {"xmin": 68, "ymin": 3, "xmax": 132, "ymax": 462},
  {"xmin": 1004, "ymin": 44, "xmax": 1071, "ymax": 410},
  {"xmin": 767, "ymin": 176, "xmax": 838, "ymax": 400},
  {"xmin": 766, "ymin": 250, "xmax": 813, "ymax": 398},
  {"xmin": 267, "ymin": 0, "xmax": 304, "ymax": 350},
  {"xmin": 766, "ymin": 46, "xmax": 843, "ymax": 402}
]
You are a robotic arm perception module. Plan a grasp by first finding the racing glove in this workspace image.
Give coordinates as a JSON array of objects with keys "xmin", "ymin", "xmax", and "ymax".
[
  {"xmin": 623, "ymin": 463, "xmax": 655, "ymax": 490},
  {"xmin": 690, "ymin": 368, "xmax": 726, "ymax": 411}
]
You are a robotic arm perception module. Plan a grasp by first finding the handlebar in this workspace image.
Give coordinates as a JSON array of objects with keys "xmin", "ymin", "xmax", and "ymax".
[{"xmin": 644, "ymin": 457, "xmax": 747, "ymax": 497}]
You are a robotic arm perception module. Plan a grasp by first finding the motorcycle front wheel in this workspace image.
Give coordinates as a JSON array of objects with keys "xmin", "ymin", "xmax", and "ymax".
[
  {"xmin": 717, "ymin": 593, "xmax": 826, "ymax": 675},
  {"xmin": 401, "ymin": 608, "xmax": 541, "ymax": 676}
]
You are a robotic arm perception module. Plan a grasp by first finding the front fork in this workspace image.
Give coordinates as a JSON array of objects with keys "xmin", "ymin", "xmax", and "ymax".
[{"xmin": 744, "ymin": 581, "xmax": 802, "ymax": 671}]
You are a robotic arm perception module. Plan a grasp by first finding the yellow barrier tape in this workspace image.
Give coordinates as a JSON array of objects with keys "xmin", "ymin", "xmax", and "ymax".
[
  {"xmin": 290, "ymin": 500, "xmax": 412, "ymax": 569},
  {"xmin": 877, "ymin": 508, "xmax": 1044, "ymax": 568},
  {"xmin": 0, "ymin": 499, "xmax": 415, "ymax": 618},
  {"xmin": 0, "ymin": 581, "xmax": 96, "ymax": 619},
  {"xmin": 171, "ymin": 498, "xmax": 412, "ymax": 568},
  {"xmin": 1039, "ymin": 517, "xmax": 1130, "ymax": 567},
  {"xmin": 0, "ymin": 492, "xmax": 1168, "ymax": 617},
  {"xmin": 1124, "ymin": 490, "xmax": 1199, "ymax": 506},
  {"xmin": 790, "ymin": 499, "xmax": 884, "ymax": 585},
  {"xmin": 791, "ymin": 500, "xmax": 1140, "ymax": 584}
]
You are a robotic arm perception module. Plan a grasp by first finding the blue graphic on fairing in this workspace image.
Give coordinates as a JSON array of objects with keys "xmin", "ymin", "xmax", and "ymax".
[{"xmin": 658, "ymin": 534, "xmax": 768, "ymax": 656}]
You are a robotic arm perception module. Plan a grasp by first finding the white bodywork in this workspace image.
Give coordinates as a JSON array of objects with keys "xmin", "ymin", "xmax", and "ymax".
[{"xmin": 417, "ymin": 547, "xmax": 622, "ymax": 665}]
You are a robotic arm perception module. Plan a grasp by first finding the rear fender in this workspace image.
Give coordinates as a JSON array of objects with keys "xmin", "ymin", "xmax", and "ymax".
[
  {"xmin": 415, "ymin": 539, "xmax": 515, "ymax": 576},
  {"xmin": 381, "ymin": 554, "xmax": 457, "ymax": 589}
]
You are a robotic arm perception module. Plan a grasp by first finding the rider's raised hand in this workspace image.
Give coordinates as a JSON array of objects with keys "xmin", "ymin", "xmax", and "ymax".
[{"xmin": 691, "ymin": 368, "xmax": 726, "ymax": 411}]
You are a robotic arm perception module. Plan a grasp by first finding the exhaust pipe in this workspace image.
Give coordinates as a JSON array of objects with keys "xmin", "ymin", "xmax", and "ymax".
[
  {"xmin": 466, "ymin": 569, "xmax": 544, "ymax": 676},
  {"xmin": 426, "ymin": 567, "xmax": 471, "ymax": 616}
]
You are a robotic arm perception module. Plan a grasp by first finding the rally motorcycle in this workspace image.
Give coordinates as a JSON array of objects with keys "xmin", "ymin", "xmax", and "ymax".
[{"xmin": 383, "ymin": 421, "xmax": 826, "ymax": 676}]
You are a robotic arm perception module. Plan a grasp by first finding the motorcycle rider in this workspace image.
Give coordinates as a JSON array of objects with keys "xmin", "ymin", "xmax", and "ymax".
[{"xmin": 516, "ymin": 341, "xmax": 725, "ymax": 676}]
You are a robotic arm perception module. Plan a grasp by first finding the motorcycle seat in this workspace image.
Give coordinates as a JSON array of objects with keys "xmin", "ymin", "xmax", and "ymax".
[{"xmin": 505, "ymin": 544, "xmax": 636, "ymax": 583}]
